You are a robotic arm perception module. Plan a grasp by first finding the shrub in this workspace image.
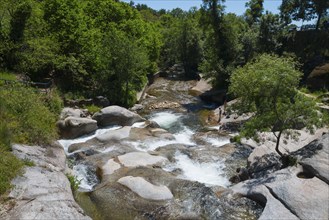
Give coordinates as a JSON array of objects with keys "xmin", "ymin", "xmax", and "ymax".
[
  {"xmin": 0, "ymin": 112, "xmax": 23, "ymax": 195},
  {"xmin": 0, "ymin": 85, "xmax": 58, "ymax": 145}
]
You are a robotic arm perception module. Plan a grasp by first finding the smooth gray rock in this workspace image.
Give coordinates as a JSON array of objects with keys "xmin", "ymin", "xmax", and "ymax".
[
  {"xmin": 60, "ymin": 107, "xmax": 85, "ymax": 120},
  {"xmin": 295, "ymin": 133, "xmax": 329, "ymax": 184},
  {"xmin": 118, "ymin": 176, "xmax": 173, "ymax": 200},
  {"xmin": 92, "ymin": 105, "xmax": 145, "ymax": 127},
  {"xmin": 12, "ymin": 143, "xmax": 66, "ymax": 172},
  {"xmin": 267, "ymin": 175, "xmax": 329, "ymax": 220},
  {"xmin": 231, "ymin": 165, "xmax": 329, "ymax": 220},
  {"xmin": 57, "ymin": 116, "xmax": 98, "ymax": 139},
  {"xmin": 118, "ymin": 152, "xmax": 168, "ymax": 168},
  {"xmin": 96, "ymin": 126, "xmax": 131, "ymax": 143},
  {"xmin": 3, "ymin": 144, "xmax": 91, "ymax": 220},
  {"xmin": 101, "ymin": 159, "xmax": 121, "ymax": 177}
]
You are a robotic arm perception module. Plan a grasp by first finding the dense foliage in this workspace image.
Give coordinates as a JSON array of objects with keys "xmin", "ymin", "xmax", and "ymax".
[
  {"xmin": 0, "ymin": 0, "xmax": 327, "ymax": 197},
  {"xmin": 229, "ymin": 54, "xmax": 325, "ymax": 156},
  {"xmin": 1, "ymin": 0, "xmax": 328, "ymax": 96}
]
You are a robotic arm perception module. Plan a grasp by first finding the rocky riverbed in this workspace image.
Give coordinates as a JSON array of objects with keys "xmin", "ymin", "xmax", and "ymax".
[{"xmin": 2, "ymin": 71, "xmax": 328, "ymax": 219}]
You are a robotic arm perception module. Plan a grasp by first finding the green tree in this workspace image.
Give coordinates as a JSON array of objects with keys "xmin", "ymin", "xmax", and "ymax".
[
  {"xmin": 258, "ymin": 12, "xmax": 284, "ymax": 53},
  {"xmin": 199, "ymin": 0, "xmax": 237, "ymax": 88},
  {"xmin": 229, "ymin": 54, "xmax": 324, "ymax": 157},
  {"xmin": 95, "ymin": 27, "xmax": 148, "ymax": 107},
  {"xmin": 245, "ymin": 0, "xmax": 264, "ymax": 26},
  {"xmin": 280, "ymin": 0, "xmax": 329, "ymax": 30}
]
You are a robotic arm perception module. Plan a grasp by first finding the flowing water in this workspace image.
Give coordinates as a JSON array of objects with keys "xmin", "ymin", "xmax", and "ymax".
[{"xmin": 58, "ymin": 75, "xmax": 263, "ymax": 219}]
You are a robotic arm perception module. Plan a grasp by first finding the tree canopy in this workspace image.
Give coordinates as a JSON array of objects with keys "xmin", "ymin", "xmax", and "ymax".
[{"xmin": 229, "ymin": 54, "xmax": 324, "ymax": 156}]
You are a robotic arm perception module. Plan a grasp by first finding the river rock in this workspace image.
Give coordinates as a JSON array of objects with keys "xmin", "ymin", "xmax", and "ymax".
[
  {"xmin": 148, "ymin": 101, "xmax": 181, "ymax": 110},
  {"xmin": 118, "ymin": 152, "xmax": 168, "ymax": 167},
  {"xmin": 96, "ymin": 126, "xmax": 131, "ymax": 143},
  {"xmin": 266, "ymin": 174, "xmax": 329, "ymax": 220},
  {"xmin": 189, "ymin": 77, "xmax": 212, "ymax": 96},
  {"xmin": 118, "ymin": 176, "xmax": 173, "ymax": 200},
  {"xmin": 199, "ymin": 89, "xmax": 227, "ymax": 104},
  {"xmin": 92, "ymin": 105, "xmax": 145, "ymax": 127},
  {"xmin": 293, "ymin": 132, "xmax": 329, "ymax": 184},
  {"xmin": 232, "ymin": 133, "xmax": 329, "ymax": 220},
  {"xmin": 56, "ymin": 116, "xmax": 98, "ymax": 139},
  {"xmin": 60, "ymin": 107, "xmax": 86, "ymax": 120},
  {"xmin": 93, "ymin": 96, "xmax": 109, "ymax": 107},
  {"xmin": 2, "ymin": 144, "xmax": 91, "ymax": 220},
  {"xmin": 101, "ymin": 159, "xmax": 121, "ymax": 178},
  {"xmin": 245, "ymin": 128, "xmax": 327, "ymax": 164}
]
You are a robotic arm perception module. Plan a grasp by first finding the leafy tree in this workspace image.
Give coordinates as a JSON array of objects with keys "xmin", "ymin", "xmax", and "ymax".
[
  {"xmin": 280, "ymin": 0, "xmax": 329, "ymax": 29},
  {"xmin": 258, "ymin": 12, "xmax": 284, "ymax": 53},
  {"xmin": 245, "ymin": 0, "xmax": 264, "ymax": 26},
  {"xmin": 159, "ymin": 9, "xmax": 202, "ymax": 78},
  {"xmin": 199, "ymin": 0, "xmax": 236, "ymax": 88},
  {"xmin": 95, "ymin": 27, "xmax": 148, "ymax": 107},
  {"xmin": 229, "ymin": 54, "xmax": 324, "ymax": 157},
  {"xmin": 9, "ymin": 1, "xmax": 32, "ymax": 43}
]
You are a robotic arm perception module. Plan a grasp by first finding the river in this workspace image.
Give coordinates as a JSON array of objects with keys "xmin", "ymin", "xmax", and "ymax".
[{"xmin": 58, "ymin": 72, "xmax": 263, "ymax": 219}]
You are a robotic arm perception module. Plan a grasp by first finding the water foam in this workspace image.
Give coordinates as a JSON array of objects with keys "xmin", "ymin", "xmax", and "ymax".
[
  {"xmin": 58, "ymin": 126, "xmax": 121, "ymax": 154},
  {"xmin": 73, "ymin": 164, "xmax": 99, "ymax": 191},
  {"xmin": 126, "ymin": 126, "xmax": 196, "ymax": 152},
  {"xmin": 204, "ymin": 137, "xmax": 231, "ymax": 147},
  {"xmin": 168, "ymin": 151, "xmax": 230, "ymax": 187},
  {"xmin": 149, "ymin": 111, "xmax": 181, "ymax": 129}
]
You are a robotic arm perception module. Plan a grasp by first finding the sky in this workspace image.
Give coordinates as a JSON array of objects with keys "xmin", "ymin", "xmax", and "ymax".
[
  {"xmin": 123, "ymin": 0, "xmax": 281, "ymax": 15},
  {"xmin": 122, "ymin": 0, "xmax": 315, "ymax": 25}
]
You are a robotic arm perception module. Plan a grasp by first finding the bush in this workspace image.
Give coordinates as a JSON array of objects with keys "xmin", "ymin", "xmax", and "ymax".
[
  {"xmin": 0, "ymin": 85, "xmax": 59, "ymax": 145},
  {"xmin": 0, "ymin": 113, "xmax": 23, "ymax": 195},
  {"xmin": 0, "ymin": 148, "xmax": 23, "ymax": 195}
]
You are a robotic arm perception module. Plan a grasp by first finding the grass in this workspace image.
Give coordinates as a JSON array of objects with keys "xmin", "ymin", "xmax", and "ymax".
[
  {"xmin": 66, "ymin": 174, "xmax": 81, "ymax": 193},
  {"xmin": 0, "ymin": 149, "xmax": 24, "ymax": 195},
  {"xmin": 0, "ymin": 73, "xmax": 63, "ymax": 196},
  {"xmin": 0, "ymin": 71, "xmax": 17, "ymax": 86},
  {"xmin": 83, "ymin": 104, "xmax": 101, "ymax": 114},
  {"xmin": 0, "ymin": 71, "xmax": 16, "ymax": 81},
  {"xmin": 0, "ymin": 124, "xmax": 23, "ymax": 195}
]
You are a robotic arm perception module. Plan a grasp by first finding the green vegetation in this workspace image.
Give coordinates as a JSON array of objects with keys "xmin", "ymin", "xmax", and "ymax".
[
  {"xmin": 84, "ymin": 105, "xmax": 101, "ymax": 115},
  {"xmin": 229, "ymin": 54, "xmax": 326, "ymax": 157},
  {"xmin": 0, "ymin": 86, "xmax": 59, "ymax": 145},
  {"xmin": 0, "ymin": 0, "xmax": 328, "ymax": 196},
  {"xmin": 66, "ymin": 174, "xmax": 81, "ymax": 193},
  {"xmin": 0, "ymin": 72, "xmax": 60, "ymax": 196},
  {"xmin": 0, "ymin": 100, "xmax": 24, "ymax": 196}
]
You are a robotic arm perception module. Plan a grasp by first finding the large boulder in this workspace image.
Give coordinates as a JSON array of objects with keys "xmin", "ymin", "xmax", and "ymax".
[
  {"xmin": 232, "ymin": 133, "xmax": 329, "ymax": 220},
  {"xmin": 92, "ymin": 105, "xmax": 145, "ymax": 127},
  {"xmin": 117, "ymin": 152, "xmax": 168, "ymax": 168},
  {"xmin": 93, "ymin": 96, "xmax": 109, "ymax": 107},
  {"xmin": 96, "ymin": 126, "xmax": 131, "ymax": 143},
  {"xmin": 199, "ymin": 89, "xmax": 227, "ymax": 104},
  {"xmin": 118, "ymin": 176, "xmax": 173, "ymax": 200},
  {"xmin": 293, "ymin": 132, "xmax": 329, "ymax": 184},
  {"xmin": 56, "ymin": 116, "xmax": 98, "ymax": 139},
  {"xmin": 60, "ymin": 107, "xmax": 87, "ymax": 120},
  {"xmin": 306, "ymin": 63, "xmax": 329, "ymax": 90},
  {"xmin": 2, "ymin": 144, "xmax": 91, "ymax": 220},
  {"xmin": 232, "ymin": 166, "xmax": 329, "ymax": 220}
]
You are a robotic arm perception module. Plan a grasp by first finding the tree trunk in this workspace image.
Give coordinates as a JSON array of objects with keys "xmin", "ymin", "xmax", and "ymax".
[
  {"xmin": 316, "ymin": 12, "xmax": 322, "ymax": 31},
  {"xmin": 125, "ymin": 80, "xmax": 129, "ymax": 106},
  {"xmin": 275, "ymin": 130, "xmax": 283, "ymax": 157}
]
